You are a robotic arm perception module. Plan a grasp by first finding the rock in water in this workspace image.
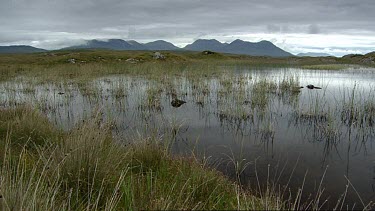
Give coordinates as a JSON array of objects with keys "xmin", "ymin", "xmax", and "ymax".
[
  {"xmin": 171, "ymin": 99, "xmax": 186, "ymax": 108},
  {"xmin": 306, "ymin": 84, "xmax": 322, "ymax": 89}
]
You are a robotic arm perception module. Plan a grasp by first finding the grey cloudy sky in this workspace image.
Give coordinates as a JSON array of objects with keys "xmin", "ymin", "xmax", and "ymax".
[{"xmin": 1, "ymin": 0, "xmax": 375, "ymax": 56}]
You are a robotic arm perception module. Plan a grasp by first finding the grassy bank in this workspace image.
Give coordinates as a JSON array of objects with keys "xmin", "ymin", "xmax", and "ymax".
[{"xmin": 0, "ymin": 106, "xmax": 285, "ymax": 210}]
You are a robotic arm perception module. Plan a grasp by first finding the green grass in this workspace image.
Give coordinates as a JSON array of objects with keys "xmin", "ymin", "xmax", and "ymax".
[
  {"xmin": 0, "ymin": 106, "xmax": 62, "ymax": 155},
  {"xmin": 0, "ymin": 106, "xmax": 282, "ymax": 210}
]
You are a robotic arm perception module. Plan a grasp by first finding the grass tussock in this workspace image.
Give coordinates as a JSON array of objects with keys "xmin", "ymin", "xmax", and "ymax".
[
  {"xmin": 0, "ymin": 106, "xmax": 62, "ymax": 155},
  {"xmin": 0, "ymin": 106, "xmax": 277, "ymax": 210}
]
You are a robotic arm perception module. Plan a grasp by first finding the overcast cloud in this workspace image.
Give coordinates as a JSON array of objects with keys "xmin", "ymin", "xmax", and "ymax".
[{"xmin": 1, "ymin": 0, "xmax": 374, "ymax": 56}]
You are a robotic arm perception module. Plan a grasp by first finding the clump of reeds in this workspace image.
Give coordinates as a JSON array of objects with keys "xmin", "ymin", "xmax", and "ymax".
[
  {"xmin": 145, "ymin": 86, "xmax": 163, "ymax": 111},
  {"xmin": 250, "ymin": 79, "xmax": 276, "ymax": 110},
  {"xmin": 279, "ymin": 75, "xmax": 300, "ymax": 92},
  {"xmin": 257, "ymin": 119, "xmax": 275, "ymax": 142},
  {"xmin": 341, "ymin": 92, "xmax": 375, "ymax": 128}
]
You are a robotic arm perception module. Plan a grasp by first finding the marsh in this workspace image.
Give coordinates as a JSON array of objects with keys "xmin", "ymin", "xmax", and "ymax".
[{"xmin": 1, "ymin": 62, "xmax": 374, "ymax": 208}]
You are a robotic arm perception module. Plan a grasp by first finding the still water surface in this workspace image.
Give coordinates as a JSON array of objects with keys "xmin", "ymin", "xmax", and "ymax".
[{"xmin": 1, "ymin": 68, "xmax": 375, "ymax": 208}]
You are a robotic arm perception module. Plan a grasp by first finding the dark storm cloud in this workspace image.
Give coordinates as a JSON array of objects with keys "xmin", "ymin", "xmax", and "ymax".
[{"xmin": 0, "ymin": 0, "xmax": 374, "ymax": 54}]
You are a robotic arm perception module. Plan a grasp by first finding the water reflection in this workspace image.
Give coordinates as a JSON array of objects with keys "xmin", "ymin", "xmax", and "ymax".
[{"xmin": 1, "ymin": 68, "xmax": 375, "ymax": 208}]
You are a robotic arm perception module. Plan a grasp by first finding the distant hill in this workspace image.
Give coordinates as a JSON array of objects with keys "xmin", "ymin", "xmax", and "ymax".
[
  {"xmin": 342, "ymin": 53, "xmax": 363, "ymax": 59},
  {"xmin": 342, "ymin": 51, "xmax": 375, "ymax": 64},
  {"xmin": 183, "ymin": 39, "xmax": 292, "ymax": 57},
  {"xmin": 144, "ymin": 40, "xmax": 179, "ymax": 50},
  {"xmin": 297, "ymin": 52, "xmax": 334, "ymax": 57},
  {"xmin": 0, "ymin": 45, "xmax": 47, "ymax": 54}
]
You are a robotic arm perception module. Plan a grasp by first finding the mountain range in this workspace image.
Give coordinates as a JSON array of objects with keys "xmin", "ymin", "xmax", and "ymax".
[
  {"xmin": 63, "ymin": 38, "xmax": 292, "ymax": 57},
  {"xmin": 0, "ymin": 39, "xmax": 292, "ymax": 57},
  {"xmin": 2, "ymin": 39, "xmax": 369, "ymax": 58}
]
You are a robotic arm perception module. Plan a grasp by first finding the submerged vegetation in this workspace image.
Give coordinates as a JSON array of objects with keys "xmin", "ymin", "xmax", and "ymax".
[{"xmin": 0, "ymin": 50, "xmax": 375, "ymax": 210}]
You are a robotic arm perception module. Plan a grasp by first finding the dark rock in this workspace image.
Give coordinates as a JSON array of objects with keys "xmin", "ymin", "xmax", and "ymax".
[
  {"xmin": 171, "ymin": 93, "xmax": 186, "ymax": 107},
  {"xmin": 171, "ymin": 99, "xmax": 186, "ymax": 108},
  {"xmin": 306, "ymin": 85, "xmax": 322, "ymax": 89}
]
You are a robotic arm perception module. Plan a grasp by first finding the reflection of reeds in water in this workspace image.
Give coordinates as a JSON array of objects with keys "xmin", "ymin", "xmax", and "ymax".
[
  {"xmin": 293, "ymin": 111, "xmax": 328, "ymax": 125},
  {"xmin": 315, "ymin": 116, "xmax": 341, "ymax": 143},
  {"xmin": 217, "ymin": 107, "xmax": 254, "ymax": 124},
  {"xmin": 146, "ymin": 86, "xmax": 163, "ymax": 111},
  {"xmin": 257, "ymin": 118, "xmax": 275, "ymax": 142}
]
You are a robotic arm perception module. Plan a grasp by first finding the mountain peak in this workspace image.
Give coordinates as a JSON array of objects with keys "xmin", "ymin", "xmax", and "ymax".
[
  {"xmin": 126, "ymin": 40, "xmax": 144, "ymax": 50},
  {"xmin": 259, "ymin": 40, "xmax": 273, "ymax": 45},
  {"xmin": 184, "ymin": 39, "xmax": 225, "ymax": 51},
  {"xmin": 127, "ymin": 40, "xmax": 141, "ymax": 44},
  {"xmin": 144, "ymin": 40, "xmax": 179, "ymax": 50},
  {"xmin": 231, "ymin": 39, "xmax": 245, "ymax": 44},
  {"xmin": 194, "ymin": 39, "xmax": 221, "ymax": 43}
]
